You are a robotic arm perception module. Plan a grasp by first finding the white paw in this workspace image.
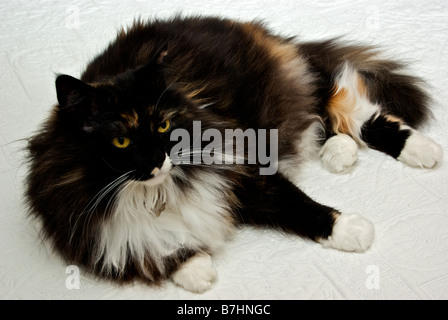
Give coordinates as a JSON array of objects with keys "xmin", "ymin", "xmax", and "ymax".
[
  {"xmin": 171, "ymin": 253, "xmax": 216, "ymax": 293},
  {"xmin": 319, "ymin": 214, "xmax": 374, "ymax": 252},
  {"xmin": 398, "ymin": 131, "xmax": 443, "ymax": 168},
  {"xmin": 320, "ymin": 134, "xmax": 358, "ymax": 173}
]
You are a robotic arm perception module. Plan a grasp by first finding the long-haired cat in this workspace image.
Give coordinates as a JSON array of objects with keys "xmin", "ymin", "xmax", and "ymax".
[{"xmin": 25, "ymin": 16, "xmax": 443, "ymax": 293}]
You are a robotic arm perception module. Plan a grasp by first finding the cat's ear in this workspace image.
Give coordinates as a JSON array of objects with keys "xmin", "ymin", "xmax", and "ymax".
[
  {"xmin": 55, "ymin": 75, "xmax": 92, "ymax": 110},
  {"xmin": 55, "ymin": 75, "xmax": 103, "ymax": 132},
  {"xmin": 134, "ymin": 44, "xmax": 168, "ymax": 84}
]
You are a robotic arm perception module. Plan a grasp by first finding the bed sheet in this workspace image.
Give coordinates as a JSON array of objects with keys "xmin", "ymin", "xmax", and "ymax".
[{"xmin": 1, "ymin": 0, "xmax": 447, "ymax": 300}]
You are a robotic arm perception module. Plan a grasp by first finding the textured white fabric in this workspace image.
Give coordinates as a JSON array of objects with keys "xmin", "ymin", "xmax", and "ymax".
[{"xmin": 1, "ymin": 0, "xmax": 447, "ymax": 299}]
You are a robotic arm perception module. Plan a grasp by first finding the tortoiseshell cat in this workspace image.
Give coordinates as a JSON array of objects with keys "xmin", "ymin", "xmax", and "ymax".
[{"xmin": 25, "ymin": 16, "xmax": 443, "ymax": 293}]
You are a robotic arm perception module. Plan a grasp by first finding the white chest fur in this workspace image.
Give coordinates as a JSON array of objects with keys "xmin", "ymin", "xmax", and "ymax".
[{"xmin": 95, "ymin": 169, "xmax": 235, "ymax": 274}]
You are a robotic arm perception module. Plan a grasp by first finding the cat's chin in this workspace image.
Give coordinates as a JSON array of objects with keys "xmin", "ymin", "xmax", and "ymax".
[
  {"xmin": 140, "ymin": 170, "xmax": 170, "ymax": 187},
  {"xmin": 138, "ymin": 154, "xmax": 172, "ymax": 187}
]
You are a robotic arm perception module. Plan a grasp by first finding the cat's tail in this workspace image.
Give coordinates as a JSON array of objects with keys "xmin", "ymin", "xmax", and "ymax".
[
  {"xmin": 299, "ymin": 39, "xmax": 442, "ymax": 170},
  {"xmin": 299, "ymin": 39, "xmax": 432, "ymax": 130}
]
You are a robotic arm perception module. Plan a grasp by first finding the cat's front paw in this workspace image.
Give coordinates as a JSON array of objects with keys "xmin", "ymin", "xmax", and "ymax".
[
  {"xmin": 319, "ymin": 213, "xmax": 374, "ymax": 252},
  {"xmin": 171, "ymin": 253, "xmax": 216, "ymax": 293},
  {"xmin": 320, "ymin": 134, "xmax": 358, "ymax": 173},
  {"xmin": 398, "ymin": 131, "xmax": 443, "ymax": 168}
]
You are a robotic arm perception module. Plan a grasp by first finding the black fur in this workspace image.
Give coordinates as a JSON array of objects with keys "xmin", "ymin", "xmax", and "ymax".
[{"xmin": 361, "ymin": 115, "xmax": 412, "ymax": 158}]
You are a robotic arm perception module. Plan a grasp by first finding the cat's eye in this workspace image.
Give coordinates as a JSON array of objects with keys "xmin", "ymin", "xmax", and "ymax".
[
  {"xmin": 158, "ymin": 120, "xmax": 171, "ymax": 133},
  {"xmin": 112, "ymin": 136, "xmax": 131, "ymax": 149}
]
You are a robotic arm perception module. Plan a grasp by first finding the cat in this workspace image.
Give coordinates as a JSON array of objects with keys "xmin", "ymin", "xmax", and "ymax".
[{"xmin": 25, "ymin": 15, "xmax": 443, "ymax": 293}]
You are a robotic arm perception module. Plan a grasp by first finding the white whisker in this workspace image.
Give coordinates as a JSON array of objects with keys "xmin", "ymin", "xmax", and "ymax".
[{"xmin": 69, "ymin": 171, "xmax": 134, "ymax": 244}]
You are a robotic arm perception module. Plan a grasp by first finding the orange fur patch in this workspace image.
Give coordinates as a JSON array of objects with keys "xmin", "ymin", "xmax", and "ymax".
[
  {"xmin": 184, "ymin": 86, "xmax": 208, "ymax": 102},
  {"xmin": 241, "ymin": 22, "xmax": 297, "ymax": 67},
  {"xmin": 327, "ymin": 70, "xmax": 372, "ymax": 140},
  {"xmin": 327, "ymin": 86, "xmax": 356, "ymax": 136},
  {"xmin": 384, "ymin": 114, "xmax": 403, "ymax": 123},
  {"xmin": 121, "ymin": 111, "xmax": 139, "ymax": 128}
]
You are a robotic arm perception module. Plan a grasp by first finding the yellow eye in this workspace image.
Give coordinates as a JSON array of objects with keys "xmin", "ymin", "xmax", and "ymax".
[
  {"xmin": 112, "ymin": 136, "xmax": 131, "ymax": 149},
  {"xmin": 158, "ymin": 120, "xmax": 171, "ymax": 133}
]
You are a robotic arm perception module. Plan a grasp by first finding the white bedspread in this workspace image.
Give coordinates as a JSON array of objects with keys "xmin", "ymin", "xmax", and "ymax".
[{"xmin": 1, "ymin": 0, "xmax": 447, "ymax": 300}]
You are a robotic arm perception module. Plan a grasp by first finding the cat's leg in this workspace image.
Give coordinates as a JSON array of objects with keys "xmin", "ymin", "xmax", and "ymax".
[
  {"xmin": 171, "ymin": 252, "xmax": 217, "ymax": 293},
  {"xmin": 322, "ymin": 62, "xmax": 442, "ymax": 170},
  {"xmin": 238, "ymin": 173, "xmax": 374, "ymax": 252},
  {"xmin": 361, "ymin": 114, "xmax": 443, "ymax": 168},
  {"xmin": 318, "ymin": 62, "xmax": 379, "ymax": 172},
  {"xmin": 282, "ymin": 120, "xmax": 359, "ymax": 174},
  {"xmin": 320, "ymin": 133, "xmax": 358, "ymax": 173}
]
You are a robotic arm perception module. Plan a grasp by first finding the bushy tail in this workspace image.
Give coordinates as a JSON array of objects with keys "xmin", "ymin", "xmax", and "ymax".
[{"xmin": 299, "ymin": 39, "xmax": 431, "ymax": 128}]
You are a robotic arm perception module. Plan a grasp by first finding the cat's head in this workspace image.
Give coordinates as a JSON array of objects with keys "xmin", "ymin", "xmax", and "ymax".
[{"xmin": 52, "ymin": 48, "xmax": 205, "ymax": 188}]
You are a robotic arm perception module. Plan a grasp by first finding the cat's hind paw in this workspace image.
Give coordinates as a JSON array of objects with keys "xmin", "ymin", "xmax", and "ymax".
[
  {"xmin": 398, "ymin": 131, "xmax": 443, "ymax": 169},
  {"xmin": 171, "ymin": 253, "xmax": 216, "ymax": 293},
  {"xmin": 319, "ymin": 213, "xmax": 374, "ymax": 253},
  {"xmin": 320, "ymin": 134, "xmax": 358, "ymax": 173}
]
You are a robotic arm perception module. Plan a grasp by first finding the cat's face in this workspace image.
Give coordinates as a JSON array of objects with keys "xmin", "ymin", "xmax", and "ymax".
[{"xmin": 54, "ymin": 55, "xmax": 189, "ymax": 187}]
